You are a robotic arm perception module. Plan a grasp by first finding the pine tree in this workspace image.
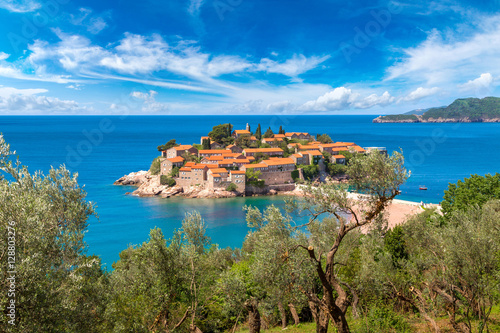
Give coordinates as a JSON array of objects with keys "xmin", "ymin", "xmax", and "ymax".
[{"xmin": 279, "ymin": 126, "xmax": 284, "ymax": 134}]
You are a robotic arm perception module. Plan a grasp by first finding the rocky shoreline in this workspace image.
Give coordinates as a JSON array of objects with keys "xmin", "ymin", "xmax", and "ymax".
[
  {"xmin": 114, "ymin": 171, "xmax": 305, "ymax": 199},
  {"xmin": 373, "ymin": 115, "xmax": 500, "ymax": 123}
]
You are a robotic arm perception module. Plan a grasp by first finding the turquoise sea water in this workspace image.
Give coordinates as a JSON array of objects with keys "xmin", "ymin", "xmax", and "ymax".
[{"xmin": 1, "ymin": 115, "xmax": 499, "ymax": 268}]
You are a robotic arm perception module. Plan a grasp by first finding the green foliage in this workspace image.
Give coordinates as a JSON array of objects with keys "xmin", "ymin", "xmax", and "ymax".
[
  {"xmin": 0, "ymin": 136, "xmax": 108, "ymax": 333},
  {"xmin": 316, "ymin": 133, "xmax": 333, "ymax": 143},
  {"xmin": 298, "ymin": 164, "xmax": 319, "ymax": 180},
  {"xmin": 235, "ymin": 135, "xmax": 254, "ymax": 148},
  {"xmin": 423, "ymin": 97, "xmax": 500, "ymax": 121},
  {"xmin": 384, "ymin": 226, "xmax": 408, "ymax": 267},
  {"xmin": 291, "ymin": 169, "xmax": 299, "ymax": 180},
  {"xmin": 255, "ymin": 124, "xmax": 262, "ymax": 140},
  {"xmin": 441, "ymin": 173, "xmax": 500, "ymax": 218},
  {"xmin": 253, "ymin": 152, "xmax": 270, "ymax": 162},
  {"xmin": 377, "ymin": 114, "xmax": 419, "ymax": 122},
  {"xmin": 279, "ymin": 125, "xmax": 284, "ymax": 134},
  {"xmin": 226, "ymin": 183, "xmax": 238, "ymax": 191},
  {"xmin": 209, "ymin": 123, "xmax": 232, "ymax": 144},
  {"xmin": 149, "ymin": 156, "xmax": 161, "ymax": 175},
  {"xmin": 202, "ymin": 138, "xmax": 211, "ymax": 150},
  {"xmin": 157, "ymin": 139, "xmax": 179, "ymax": 151},
  {"xmin": 327, "ymin": 163, "xmax": 347, "ymax": 176},
  {"xmin": 263, "ymin": 127, "xmax": 274, "ymax": 138},
  {"xmin": 170, "ymin": 166, "xmax": 180, "ymax": 177},
  {"xmin": 339, "ymin": 150, "xmax": 354, "ymax": 164},
  {"xmin": 357, "ymin": 303, "xmax": 411, "ymax": 333},
  {"xmin": 260, "ymin": 143, "xmax": 271, "ymax": 148},
  {"xmin": 160, "ymin": 175, "xmax": 176, "ymax": 186},
  {"xmin": 245, "ymin": 169, "xmax": 261, "ymax": 182}
]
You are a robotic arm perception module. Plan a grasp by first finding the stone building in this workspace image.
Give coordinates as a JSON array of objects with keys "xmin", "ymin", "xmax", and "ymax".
[
  {"xmin": 160, "ymin": 156, "xmax": 184, "ymax": 175},
  {"xmin": 164, "ymin": 145, "xmax": 198, "ymax": 158}
]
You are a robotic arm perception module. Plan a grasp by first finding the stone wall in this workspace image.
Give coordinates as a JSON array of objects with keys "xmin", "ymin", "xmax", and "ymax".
[
  {"xmin": 245, "ymin": 183, "xmax": 295, "ymax": 195},
  {"xmin": 259, "ymin": 171, "xmax": 294, "ymax": 185}
]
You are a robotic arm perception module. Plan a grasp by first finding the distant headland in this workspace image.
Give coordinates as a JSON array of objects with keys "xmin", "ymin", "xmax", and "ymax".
[{"xmin": 373, "ymin": 97, "xmax": 500, "ymax": 123}]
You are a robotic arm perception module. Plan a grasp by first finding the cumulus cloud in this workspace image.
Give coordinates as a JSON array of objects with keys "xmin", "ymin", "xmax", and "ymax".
[
  {"xmin": 130, "ymin": 90, "xmax": 168, "ymax": 112},
  {"xmin": 0, "ymin": 85, "xmax": 87, "ymax": 112},
  {"xmin": 400, "ymin": 87, "xmax": 440, "ymax": 102},
  {"xmin": 0, "ymin": 0, "xmax": 41, "ymax": 13},
  {"xmin": 0, "ymin": 52, "xmax": 9, "ymax": 60},
  {"xmin": 459, "ymin": 73, "xmax": 494, "ymax": 92},
  {"xmin": 300, "ymin": 87, "xmax": 394, "ymax": 112}
]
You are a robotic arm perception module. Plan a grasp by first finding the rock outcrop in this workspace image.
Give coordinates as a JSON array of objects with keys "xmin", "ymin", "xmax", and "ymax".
[{"xmin": 114, "ymin": 171, "xmax": 240, "ymax": 199}]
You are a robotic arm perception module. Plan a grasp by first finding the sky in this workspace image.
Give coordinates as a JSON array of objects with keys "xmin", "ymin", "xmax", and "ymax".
[{"xmin": 0, "ymin": 0, "xmax": 499, "ymax": 115}]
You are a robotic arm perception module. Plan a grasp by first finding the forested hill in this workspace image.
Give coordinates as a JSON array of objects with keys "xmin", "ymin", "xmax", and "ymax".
[{"xmin": 373, "ymin": 97, "xmax": 500, "ymax": 123}]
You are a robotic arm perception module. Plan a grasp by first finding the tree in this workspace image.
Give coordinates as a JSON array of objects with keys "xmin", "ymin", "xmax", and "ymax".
[
  {"xmin": 245, "ymin": 169, "xmax": 261, "ymax": 182},
  {"xmin": 339, "ymin": 150, "xmax": 354, "ymax": 165},
  {"xmin": 279, "ymin": 126, "xmax": 284, "ymax": 135},
  {"xmin": 149, "ymin": 156, "xmax": 161, "ymax": 175},
  {"xmin": 255, "ymin": 124, "xmax": 262, "ymax": 140},
  {"xmin": 235, "ymin": 135, "xmax": 252, "ymax": 149},
  {"xmin": 441, "ymin": 173, "xmax": 500, "ymax": 218},
  {"xmin": 209, "ymin": 124, "xmax": 232, "ymax": 144},
  {"xmin": 263, "ymin": 127, "xmax": 274, "ymax": 138},
  {"xmin": 202, "ymin": 138, "xmax": 211, "ymax": 150},
  {"xmin": 0, "ymin": 136, "xmax": 108, "ymax": 332},
  {"xmin": 316, "ymin": 134, "xmax": 333, "ymax": 144},
  {"xmin": 157, "ymin": 139, "xmax": 179, "ymax": 151},
  {"xmin": 286, "ymin": 150, "xmax": 408, "ymax": 333},
  {"xmin": 226, "ymin": 183, "xmax": 237, "ymax": 192}
]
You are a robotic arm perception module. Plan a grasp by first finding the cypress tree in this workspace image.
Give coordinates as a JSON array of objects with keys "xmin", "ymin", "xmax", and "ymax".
[{"xmin": 255, "ymin": 124, "xmax": 262, "ymax": 140}]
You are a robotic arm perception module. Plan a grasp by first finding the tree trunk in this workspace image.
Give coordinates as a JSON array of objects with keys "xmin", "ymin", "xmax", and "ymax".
[
  {"xmin": 288, "ymin": 303, "xmax": 300, "ymax": 325},
  {"xmin": 278, "ymin": 301, "xmax": 287, "ymax": 328},
  {"xmin": 189, "ymin": 324, "xmax": 203, "ymax": 333},
  {"xmin": 309, "ymin": 300, "xmax": 329, "ymax": 333},
  {"xmin": 245, "ymin": 298, "xmax": 261, "ymax": 333}
]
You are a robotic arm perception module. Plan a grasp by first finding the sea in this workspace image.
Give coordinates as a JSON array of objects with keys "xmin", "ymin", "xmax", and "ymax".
[{"xmin": 1, "ymin": 115, "xmax": 499, "ymax": 269}]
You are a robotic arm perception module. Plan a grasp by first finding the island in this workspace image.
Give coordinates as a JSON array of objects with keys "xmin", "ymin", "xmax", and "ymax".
[
  {"xmin": 373, "ymin": 96, "xmax": 500, "ymax": 123},
  {"xmin": 114, "ymin": 123, "xmax": 387, "ymax": 198}
]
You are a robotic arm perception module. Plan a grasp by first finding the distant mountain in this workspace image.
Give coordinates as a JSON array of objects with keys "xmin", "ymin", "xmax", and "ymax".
[{"xmin": 373, "ymin": 97, "xmax": 500, "ymax": 123}]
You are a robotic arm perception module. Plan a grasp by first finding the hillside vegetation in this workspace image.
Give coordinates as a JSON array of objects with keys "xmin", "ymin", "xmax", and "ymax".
[{"xmin": 374, "ymin": 97, "xmax": 500, "ymax": 122}]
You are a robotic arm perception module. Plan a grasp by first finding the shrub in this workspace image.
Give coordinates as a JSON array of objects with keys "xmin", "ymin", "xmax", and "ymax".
[
  {"xmin": 160, "ymin": 175, "xmax": 176, "ymax": 186},
  {"xmin": 226, "ymin": 183, "xmax": 237, "ymax": 191},
  {"xmin": 149, "ymin": 157, "xmax": 161, "ymax": 175},
  {"xmin": 291, "ymin": 169, "xmax": 300, "ymax": 180}
]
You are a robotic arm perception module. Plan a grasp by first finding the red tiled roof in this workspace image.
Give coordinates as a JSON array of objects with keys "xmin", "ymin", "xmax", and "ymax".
[
  {"xmin": 234, "ymin": 130, "xmax": 251, "ymax": 134},
  {"xmin": 173, "ymin": 145, "xmax": 193, "ymax": 150},
  {"xmin": 167, "ymin": 156, "xmax": 184, "ymax": 163},
  {"xmin": 243, "ymin": 163, "xmax": 268, "ymax": 169},
  {"xmin": 210, "ymin": 168, "xmax": 229, "ymax": 173},
  {"xmin": 191, "ymin": 164, "xmax": 208, "ymax": 170},
  {"xmin": 306, "ymin": 150, "xmax": 323, "ymax": 156},
  {"xmin": 211, "ymin": 174, "xmax": 221, "ymax": 177},
  {"xmin": 244, "ymin": 148, "xmax": 283, "ymax": 153},
  {"xmin": 198, "ymin": 149, "xmax": 232, "ymax": 154},
  {"xmin": 230, "ymin": 170, "xmax": 246, "ymax": 174},
  {"xmin": 263, "ymin": 158, "xmax": 295, "ymax": 166},
  {"xmin": 184, "ymin": 162, "xmax": 196, "ymax": 167},
  {"xmin": 273, "ymin": 134, "xmax": 286, "ymax": 138},
  {"xmin": 333, "ymin": 155, "xmax": 345, "ymax": 159},
  {"xmin": 179, "ymin": 167, "xmax": 191, "ymax": 172}
]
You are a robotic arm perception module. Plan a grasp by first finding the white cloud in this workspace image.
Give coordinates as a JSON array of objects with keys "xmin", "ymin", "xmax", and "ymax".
[
  {"xmin": 188, "ymin": 0, "xmax": 205, "ymax": 16},
  {"xmin": 27, "ymin": 31, "xmax": 327, "ymax": 82},
  {"xmin": 400, "ymin": 87, "xmax": 440, "ymax": 102},
  {"xmin": 386, "ymin": 15, "xmax": 500, "ymax": 85},
  {"xmin": 0, "ymin": 85, "xmax": 88, "ymax": 113},
  {"xmin": 256, "ymin": 54, "xmax": 330, "ymax": 77},
  {"xmin": 70, "ymin": 8, "xmax": 108, "ymax": 34},
  {"xmin": 300, "ymin": 87, "xmax": 394, "ymax": 112},
  {"xmin": 0, "ymin": 52, "xmax": 9, "ymax": 61},
  {"xmin": 0, "ymin": 86, "xmax": 47, "ymax": 98},
  {"xmin": 0, "ymin": 0, "xmax": 41, "ymax": 13},
  {"xmin": 459, "ymin": 73, "xmax": 494, "ymax": 92},
  {"xmin": 130, "ymin": 90, "xmax": 168, "ymax": 112}
]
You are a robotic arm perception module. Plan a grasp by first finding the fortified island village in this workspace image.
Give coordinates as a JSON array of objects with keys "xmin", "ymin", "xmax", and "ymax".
[{"xmin": 115, "ymin": 123, "xmax": 387, "ymax": 198}]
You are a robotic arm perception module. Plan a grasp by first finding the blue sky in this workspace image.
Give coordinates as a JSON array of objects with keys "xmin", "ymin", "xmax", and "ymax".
[{"xmin": 0, "ymin": 0, "xmax": 499, "ymax": 114}]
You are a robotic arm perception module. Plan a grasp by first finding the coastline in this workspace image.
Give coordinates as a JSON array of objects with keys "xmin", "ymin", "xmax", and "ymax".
[{"xmin": 114, "ymin": 172, "xmax": 433, "ymax": 228}]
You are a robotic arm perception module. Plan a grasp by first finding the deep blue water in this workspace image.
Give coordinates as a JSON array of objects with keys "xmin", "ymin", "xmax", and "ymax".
[{"xmin": 1, "ymin": 115, "xmax": 499, "ymax": 269}]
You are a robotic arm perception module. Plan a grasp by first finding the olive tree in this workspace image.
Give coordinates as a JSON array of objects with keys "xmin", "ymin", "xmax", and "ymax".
[
  {"xmin": 286, "ymin": 150, "xmax": 408, "ymax": 333},
  {"xmin": 0, "ymin": 136, "xmax": 108, "ymax": 332}
]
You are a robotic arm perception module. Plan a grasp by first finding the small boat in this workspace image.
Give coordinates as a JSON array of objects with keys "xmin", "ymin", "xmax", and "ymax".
[{"xmin": 419, "ymin": 185, "xmax": 428, "ymax": 190}]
